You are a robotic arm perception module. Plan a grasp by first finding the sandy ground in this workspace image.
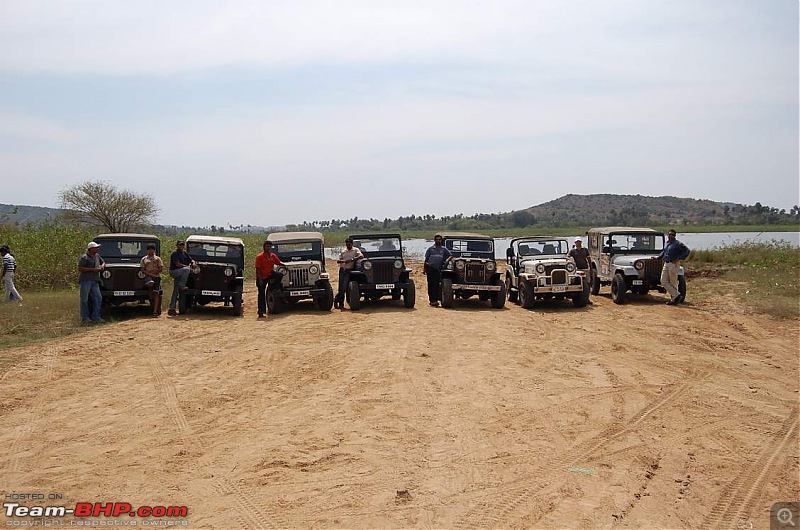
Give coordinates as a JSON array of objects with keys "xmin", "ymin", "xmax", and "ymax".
[{"xmin": 1, "ymin": 260, "xmax": 798, "ymax": 530}]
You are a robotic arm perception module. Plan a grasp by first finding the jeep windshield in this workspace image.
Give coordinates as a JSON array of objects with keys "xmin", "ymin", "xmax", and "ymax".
[
  {"xmin": 96, "ymin": 239, "xmax": 156, "ymax": 260},
  {"xmin": 445, "ymin": 239, "xmax": 494, "ymax": 258},
  {"xmin": 187, "ymin": 242, "xmax": 242, "ymax": 260},
  {"xmin": 606, "ymin": 233, "xmax": 665, "ymax": 253},
  {"xmin": 517, "ymin": 239, "xmax": 568, "ymax": 257},
  {"xmin": 352, "ymin": 237, "xmax": 401, "ymax": 256},
  {"xmin": 273, "ymin": 240, "xmax": 322, "ymax": 261}
]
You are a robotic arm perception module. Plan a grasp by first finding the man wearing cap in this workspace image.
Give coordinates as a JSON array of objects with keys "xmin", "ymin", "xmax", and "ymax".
[
  {"xmin": 1, "ymin": 244, "xmax": 23, "ymax": 302},
  {"xmin": 424, "ymin": 234, "xmax": 452, "ymax": 307},
  {"xmin": 140, "ymin": 243, "xmax": 164, "ymax": 317},
  {"xmin": 568, "ymin": 237, "xmax": 593, "ymax": 304},
  {"xmin": 255, "ymin": 241, "xmax": 285, "ymax": 317},
  {"xmin": 168, "ymin": 240, "xmax": 195, "ymax": 316},
  {"xmin": 335, "ymin": 238, "xmax": 363, "ymax": 309},
  {"xmin": 77, "ymin": 242, "xmax": 106, "ymax": 323},
  {"xmin": 658, "ymin": 229, "xmax": 690, "ymax": 305}
]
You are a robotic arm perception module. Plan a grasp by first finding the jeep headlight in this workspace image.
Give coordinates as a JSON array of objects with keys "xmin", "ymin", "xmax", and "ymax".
[
  {"xmin": 393, "ymin": 260, "xmax": 402, "ymax": 269},
  {"xmin": 535, "ymin": 263, "xmax": 546, "ymax": 274},
  {"xmin": 634, "ymin": 260, "xmax": 643, "ymax": 270},
  {"xmin": 363, "ymin": 261, "xmax": 373, "ymax": 271},
  {"xmin": 309, "ymin": 265, "xmax": 319, "ymax": 275},
  {"xmin": 136, "ymin": 270, "xmax": 145, "ymax": 279},
  {"xmin": 456, "ymin": 261, "xmax": 465, "ymax": 270},
  {"xmin": 103, "ymin": 270, "xmax": 113, "ymax": 279},
  {"xmin": 486, "ymin": 262, "xmax": 496, "ymax": 272},
  {"xmin": 566, "ymin": 262, "xmax": 576, "ymax": 273},
  {"xmin": 224, "ymin": 267, "xmax": 234, "ymax": 277}
]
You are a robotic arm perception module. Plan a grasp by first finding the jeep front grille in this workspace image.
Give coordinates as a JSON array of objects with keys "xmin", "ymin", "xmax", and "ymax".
[
  {"xmin": 288, "ymin": 268, "xmax": 309, "ymax": 287},
  {"xmin": 465, "ymin": 263, "xmax": 485, "ymax": 284},
  {"xmin": 196, "ymin": 266, "xmax": 226, "ymax": 289},
  {"xmin": 644, "ymin": 258, "xmax": 663, "ymax": 282},
  {"xmin": 551, "ymin": 269, "xmax": 568, "ymax": 285},
  {"xmin": 103, "ymin": 268, "xmax": 140, "ymax": 290},
  {"xmin": 372, "ymin": 261, "xmax": 394, "ymax": 284},
  {"xmin": 545, "ymin": 265, "xmax": 561, "ymax": 276}
]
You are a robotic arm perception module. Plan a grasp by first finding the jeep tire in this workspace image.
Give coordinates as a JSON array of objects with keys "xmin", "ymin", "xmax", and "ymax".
[
  {"xmin": 317, "ymin": 282, "xmax": 334, "ymax": 311},
  {"xmin": 178, "ymin": 293, "xmax": 190, "ymax": 314},
  {"xmin": 491, "ymin": 279, "xmax": 506, "ymax": 309},
  {"xmin": 441, "ymin": 278, "xmax": 454, "ymax": 308},
  {"xmin": 573, "ymin": 278, "xmax": 590, "ymax": 307},
  {"xmin": 519, "ymin": 280, "xmax": 535, "ymax": 309},
  {"xmin": 611, "ymin": 274, "xmax": 627, "ymax": 304},
  {"xmin": 677, "ymin": 276, "xmax": 686, "ymax": 303},
  {"xmin": 347, "ymin": 280, "xmax": 361, "ymax": 310},
  {"xmin": 591, "ymin": 268, "xmax": 601, "ymax": 295},
  {"xmin": 403, "ymin": 280, "xmax": 416, "ymax": 308},
  {"xmin": 506, "ymin": 274, "xmax": 518, "ymax": 303},
  {"xmin": 266, "ymin": 286, "xmax": 284, "ymax": 314},
  {"xmin": 232, "ymin": 287, "xmax": 243, "ymax": 316}
]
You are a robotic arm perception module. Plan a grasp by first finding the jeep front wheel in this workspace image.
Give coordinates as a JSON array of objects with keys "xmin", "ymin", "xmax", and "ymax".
[
  {"xmin": 591, "ymin": 268, "xmax": 601, "ymax": 295},
  {"xmin": 441, "ymin": 278, "xmax": 454, "ymax": 308},
  {"xmin": 677, "ymin": 275, "xmax": 686, "ymax": 303},
  {"xmin": 573, "ymin": 278, "xmax": 590, "ymax": 307},
  {"xmin": 232, "ymin": 287, "xmax": 243, "ymax": 316},
  {"xmin": 491, "ymin": 279, "xmax": 506, "ymax": 309},
  {"xmin": 506, "ymin": 274, "xmax": 518, "ymax": 303},
  {"xmin": 519, "ymin": 280, "xmax": 535, "ymax": 309},
  {"xmin": 266, "ymin": 286, "xmax": 284, "ymax": 314},
  {"xmin": 317, "ymin": 282, "xmax": 334, "ymax": 311},
  {"xmin": 403, "ymin": 280, "xmax": 416, "ymax": 308},
  {"xmin": 611, "ymin": 274, "xmax": 627, "ymax": 304},
  {"xmin": 347, "ymin": 280, "xmax": 361, "ymax": 310}
]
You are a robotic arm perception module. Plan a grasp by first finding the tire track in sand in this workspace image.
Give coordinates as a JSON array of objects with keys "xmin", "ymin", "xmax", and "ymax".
[
  {"xmin": 706, "ymin": 410, "xmax": 799, "ymax": 530},
  {"xmin": 453, "ymin": 370, "xmax": 706, "ymax": 529},
  {"xmin": 143, "ymin": 351, "xmax": 279, "ymax": 530}
]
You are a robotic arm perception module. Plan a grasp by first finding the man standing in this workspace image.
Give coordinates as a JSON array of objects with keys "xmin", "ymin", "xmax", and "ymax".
[
  {"xmin": 658, "ymin": 229, "xmax": 690, "ymax": 305},
  {"xmin": 424, "ymin": 234, "xmax": 452, "ymax": 307},
  {"xmin": 255, "ymin": 241, "xmax": 284, "ymax": 317},
  {"xmin": 335, "ymin": 237, "xmax": 363, "ymax": 310},
  {"xmin": 568, "ymin": 237, "xmax": 593, "ymax": 304},
  {"xmin": 1, "ymin": 244, "xmax": 23, "ymax": 302},
  {"xmin": 78, "ymin": 242, "xmax": 105, "ymax": 323},
  {"xmin": 140, "ymin": 242, "xmax": 164, "ymax": 317},
  {"xmin": 168, "ymin": 240, "xmax": 194, "ymax": 316}
]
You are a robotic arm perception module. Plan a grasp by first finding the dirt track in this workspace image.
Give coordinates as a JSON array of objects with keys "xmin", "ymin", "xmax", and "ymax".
[{"xmin": 1, "ymin": 261, "xmax": 798, "ymax": 529}]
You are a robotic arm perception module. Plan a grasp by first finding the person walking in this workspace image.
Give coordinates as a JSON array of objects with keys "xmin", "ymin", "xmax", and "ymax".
[
  {"xmin": 77, "ymin": 242, "xmax": 105, "ymax": 323},
  {"xmin": 424, "ymin": 234, "xmax": 452, "ymax": 307},
  {"xmin": 658, "ymin": 229, "xmax": 690, "ymax": 305},
  {"xmin": 335, "ymin": 237, "xmax": 363, "ymax": 310},
  {"xmin": 255, "ymin": 241, "xmax": 284, "ymax": 317},
  {"xmin": 167, "ymin": 240, "xmax": 195, "ymax": 316},
  {"xmin": 1, "ymin": 244, "xmax": 23, "ymax": 302},
  {"xmin": 140, "ymin": 242, "xmax": 164, "ymax": 317},
  {"xmin": 568, "ymin": 237, "xmax": 593, "ymax": 304}
]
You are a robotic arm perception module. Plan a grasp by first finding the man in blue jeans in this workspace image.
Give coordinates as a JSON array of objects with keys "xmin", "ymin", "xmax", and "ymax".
[
  {"xmin": 77, "ymin": 241, "xmax": 105, "ymax": 323},
  {"xmin": 168, "ymin": 240, "xmax": 195, "ymax": 315}
]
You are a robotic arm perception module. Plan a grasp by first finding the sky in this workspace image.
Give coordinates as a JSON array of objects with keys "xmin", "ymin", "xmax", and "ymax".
[{"xmin": 0, "ymin": 1, "xmax": 797, "ymax": 227}]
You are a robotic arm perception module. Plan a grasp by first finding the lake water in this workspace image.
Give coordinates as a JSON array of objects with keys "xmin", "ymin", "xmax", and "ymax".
[{"xmin": 326, "ymin": 231, "xmax": 799, "ymax": 260}]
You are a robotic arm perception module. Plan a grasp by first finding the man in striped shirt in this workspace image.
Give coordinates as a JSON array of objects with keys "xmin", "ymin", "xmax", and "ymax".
[{"xmin": 1, "ymin": 244, "xmax": 23, "ymax": 302}]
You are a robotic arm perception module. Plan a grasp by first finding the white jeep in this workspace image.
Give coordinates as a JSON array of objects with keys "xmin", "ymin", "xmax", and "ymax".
[{"xmin": 587, "ymin": 227, "xmax": 685, "ymax": 304}]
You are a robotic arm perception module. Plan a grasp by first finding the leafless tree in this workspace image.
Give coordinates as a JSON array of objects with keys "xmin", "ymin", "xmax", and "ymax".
[{"xmin": 58, "ymin": 180, "xmax": 159, "ymax": 232}]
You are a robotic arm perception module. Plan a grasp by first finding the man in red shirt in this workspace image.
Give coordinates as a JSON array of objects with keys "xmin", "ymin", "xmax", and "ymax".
[{"xmin": 255, "ymin": 240, "xmax": 284, "ymax": 317}]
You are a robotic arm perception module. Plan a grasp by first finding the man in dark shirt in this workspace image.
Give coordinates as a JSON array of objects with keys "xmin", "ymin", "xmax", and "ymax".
[
  {"xmin": 77, "ymin": 241, "xmax": 105, "ymax": 323},
  {"xmin": 168, "ymin": 240, "xmax": 195, "ymax": 315},
  {"xmin": 568, "ymin": 238, "xmax": 593, "ymax": 304},
  {"xmin": 658, "ymin": 229, "xmax": 689, "ymax": 305},
  {"xmin": 424, "ymin": 234, "xmax": 452, "ymax": 307}
]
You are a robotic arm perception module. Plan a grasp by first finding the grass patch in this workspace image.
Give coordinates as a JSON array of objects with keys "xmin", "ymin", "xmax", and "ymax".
[{"xmin": 687, "ymin": 242, "xmax": 800, "ymax": 318}]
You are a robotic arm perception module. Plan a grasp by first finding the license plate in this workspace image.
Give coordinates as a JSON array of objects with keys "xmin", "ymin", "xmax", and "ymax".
[
  {"xmin": 375, "ymin": 283, "xmax": 394, "ymax": 289},
  {"xmin": 552, "ymin": 286, "xmax": 566, "ymax": 293},
  {"xmin": 290, "ymin": 290, "xmax": 311, "ymax": 297},
  {"xmin": 113, "ymin": 290, "xmax": 134, "ymax": 297},
  {"xmin": 201, "ymin": 290, "xmax": 221, "ymax": 296},
  {"xmin": 632, "ymin": 280, "xmax": 643, "ymax": 286}
]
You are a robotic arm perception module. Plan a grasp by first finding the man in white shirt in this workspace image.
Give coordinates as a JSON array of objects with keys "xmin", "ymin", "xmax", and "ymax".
[
  {"xmin": 1, "ymin": 244, "xmax": 22, "ymax": 302},
  {"xmin": 334, "ymin": 237, "xmax": 363, "ymax": 309}
]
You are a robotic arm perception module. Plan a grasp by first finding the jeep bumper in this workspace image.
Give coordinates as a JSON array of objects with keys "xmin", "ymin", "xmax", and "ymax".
[{"xmin": 451, "ymin": 283, "xmax": 501, "ymax": 291}]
